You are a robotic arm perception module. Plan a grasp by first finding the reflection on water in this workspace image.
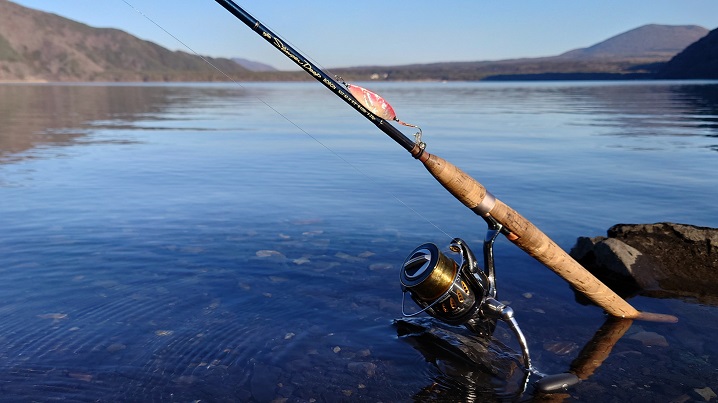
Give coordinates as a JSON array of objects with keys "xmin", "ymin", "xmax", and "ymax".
[
  {"xmin": 394, "ymin": 316, "xmax": 635, "ymax": 400},
  {"xmin": 395, "ymin": 318, "xmax": 529, "ymax": 400},
  {"xmin": 0, "ymin": 84, "xmax": 153, "ymax": 162},
  {"xmin": 0, "ymin": 81, "xmax": 717, "ymax": 401},
  {"xmin": 0, "ymin": 83, "xmax": 276, "ymax": 164},
  {"xmin": 568, "ymin": 83, "xmax": 718, "ymax": 148}
]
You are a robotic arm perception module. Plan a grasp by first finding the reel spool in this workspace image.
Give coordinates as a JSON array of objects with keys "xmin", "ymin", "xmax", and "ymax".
[{"xmin": 400, "ymin": 241, "xmax": 488, "ymax": 327}]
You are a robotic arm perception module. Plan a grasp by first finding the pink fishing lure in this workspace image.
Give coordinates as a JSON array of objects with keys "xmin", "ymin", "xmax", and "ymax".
[
  {"xmin": 344, "ymin": 83, "xmax": 422, "ymax": 139},
  {"xmin": 346, "ymin": 84, "xmax": 397, "ymax": 121}
]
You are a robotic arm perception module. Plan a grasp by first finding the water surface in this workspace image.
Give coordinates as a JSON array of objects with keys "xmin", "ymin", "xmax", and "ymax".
[{"xmin": 1, "ymin": 81, "xmax": 717, "ymax": 401}]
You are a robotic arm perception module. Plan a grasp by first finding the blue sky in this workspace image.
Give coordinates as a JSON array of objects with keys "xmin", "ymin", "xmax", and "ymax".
[{"xmin": 11, "ymin": 0, "xmax": 718, "ymax": 70}]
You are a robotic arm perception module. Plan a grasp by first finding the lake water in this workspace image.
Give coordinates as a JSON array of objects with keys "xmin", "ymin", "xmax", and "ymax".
[{"xmin": 1, "ymin": 81, "xmax": 717, "ymax": 401}]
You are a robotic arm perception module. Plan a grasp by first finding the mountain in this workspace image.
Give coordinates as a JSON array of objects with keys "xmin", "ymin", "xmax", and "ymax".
[
  {"xmin": 333, "ymin": 24, "xmax": 709, "ymax": 81},
  {"xmin": 558, "ymin": 24, "xmax": 708, "ymax": 59},
  {"xmin": 656, "ymin": 27, "xmax": 718, "ymax": 79},
  {"xmin": 0, "ymin": 0, "xmax": 259, "ymax": 82},
  {"xmin": 232, "ymin": 58, "xmax": 277, "ymax": 72}
]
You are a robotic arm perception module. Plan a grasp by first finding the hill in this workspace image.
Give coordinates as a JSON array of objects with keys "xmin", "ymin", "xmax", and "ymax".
[
  {"xmin": 333, "ymin": 24, "xmax": 709, "ymax": 81},
  {"xmin": 558, "ymin": 24, "xmax": 708, "ymax": 59},
  {"xmin": 656, "ymin": 27, "xmax": 718, "ymax": 79},
  {"xmin": 232, "ymin": 58, "xmax": 277, "ymax": 72},
  {"xmin": 0, "ymin": 0, "xmax": 270, "ymax": 82}
]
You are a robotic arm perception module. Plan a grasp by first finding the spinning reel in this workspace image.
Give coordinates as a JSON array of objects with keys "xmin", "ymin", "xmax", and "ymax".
[{"xmin": 400, "ymin": 219, "xmax": 532, "ymax": 370}]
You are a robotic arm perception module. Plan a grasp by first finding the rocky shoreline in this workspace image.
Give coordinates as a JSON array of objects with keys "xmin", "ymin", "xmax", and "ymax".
[{"xmin": 570, "ymin": 222, "xmax": 718, "ymax": 304}]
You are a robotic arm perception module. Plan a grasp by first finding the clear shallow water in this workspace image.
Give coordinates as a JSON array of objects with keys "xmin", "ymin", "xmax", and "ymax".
[{"xmin": 0, "ymin": 81, "xmax": 717, "ymax": 401}]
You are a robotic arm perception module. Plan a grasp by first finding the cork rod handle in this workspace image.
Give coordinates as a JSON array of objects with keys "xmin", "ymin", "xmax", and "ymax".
[{"xmin": 414, "ymin": 150, "xmax": 677, "ymax": 322}]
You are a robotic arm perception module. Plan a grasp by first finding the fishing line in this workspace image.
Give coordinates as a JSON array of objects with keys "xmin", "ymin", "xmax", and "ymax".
[{"xmin": 118, "ymin": 0, "xmax": 453, "ymax": 240}]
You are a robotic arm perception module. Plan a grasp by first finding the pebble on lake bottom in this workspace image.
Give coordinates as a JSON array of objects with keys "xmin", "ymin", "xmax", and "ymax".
[
  {"xmin": 256, "ymin": 250, "xmax": 285, "ymax": 258},
  {"xmin": 106, "ymin": 343, "xmax": 126, "ymax": 353},
  {"xmin": 68, "ymin": 372, "xmax": 93, "ymax": 382},
  {"xmin": 694, "ymin": 387, "xmax": 717, "ymax": 401},
  {"xmin": 335, "ymin": 252, "xmax": 363, "ymax": 262},
  {"xmin": 543, "ymin": 341, "xmax": 579, "ymax": 356},
  {"xmin": 369, "ymin": 263, "xmax": 393, "ymax": 271},
  {"xmin": 347, "ymin": 362, "xmax": 377, "ymax": 377},
  {"xmin": 37, "ymin": 313, "xmax": 68, "ymax": 324}
]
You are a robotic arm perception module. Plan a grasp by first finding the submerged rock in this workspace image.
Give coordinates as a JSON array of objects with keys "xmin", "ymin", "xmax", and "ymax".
[
  {"xmin": 570, "ymin": 222, "xmax": 718, "ymax": 304},
  {"xmin": 627, "ymin": 330, "xmax": 669, "ymax": 347}
]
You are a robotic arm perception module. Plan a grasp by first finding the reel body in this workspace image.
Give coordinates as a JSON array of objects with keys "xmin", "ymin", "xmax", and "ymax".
[{"xmin": 400, "ymin": 227, "xmax": 532, "ymax": 371}]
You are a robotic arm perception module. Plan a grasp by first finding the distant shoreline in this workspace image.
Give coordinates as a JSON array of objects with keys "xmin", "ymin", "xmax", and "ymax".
[{"xmin": 4, "ymin": 75, "xmax": 717, "ymax": 84}]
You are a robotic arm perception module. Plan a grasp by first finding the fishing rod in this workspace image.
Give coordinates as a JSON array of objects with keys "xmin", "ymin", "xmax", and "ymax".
[{"xmin": 212, "ymin": 1, "xmax": 677, "ymax": 322}]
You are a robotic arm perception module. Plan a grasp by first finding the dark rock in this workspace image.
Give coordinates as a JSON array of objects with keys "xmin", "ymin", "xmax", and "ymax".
[{"xmin": 570, "ymin": 222, "xmax": 718, "ymax": 304}]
